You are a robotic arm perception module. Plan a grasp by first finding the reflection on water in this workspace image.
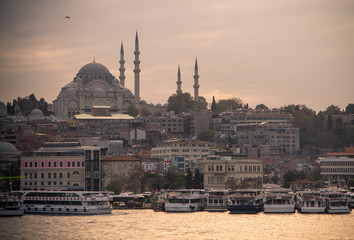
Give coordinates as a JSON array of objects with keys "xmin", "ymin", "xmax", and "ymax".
[{"xmin": 1, "ymin": 210, "xmax": 353, "ymax": 240}]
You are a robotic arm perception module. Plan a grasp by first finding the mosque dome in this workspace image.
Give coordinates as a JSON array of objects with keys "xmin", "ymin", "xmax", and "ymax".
[
  {"xmin": 78, "ymin": 62, "xmax": 111, "ymax": 76},
  {"xmin": 0, "ymin": 141, "xmax": 19, "ymax": 156},
  {"xmin": 30, "ymin": 108, "xmax": 44, "ymax": 120}
]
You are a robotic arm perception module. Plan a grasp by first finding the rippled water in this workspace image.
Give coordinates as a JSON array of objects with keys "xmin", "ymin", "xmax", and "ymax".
[{"xmin": 1, "ymin": 210, "xmax": 353, "ymax": 240}]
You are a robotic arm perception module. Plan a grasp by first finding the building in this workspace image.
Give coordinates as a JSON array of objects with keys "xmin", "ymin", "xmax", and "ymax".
[
  {"xmin": 151, "ymin": 139, "xmax": 215, "ymax": 171},
  {"xmin": 20, "ymin": 142, "xmax": 86, "ymax": 191},
  {"xmin": 84, "ymin": 147, "xmax": 101, "ymax": 191},
  {"xmin": 101, "ymin": 155, "xmax": 140, "ymax": 193},
  {"xmin": 320, "ymin": 147, "xmax": 354, "ymax": 187},
  {"xmin": 203, "ymin": 149, "xmax": 263, "ymax": 189},
  {"xmin": 53, "ymin": 33, "xmax": 141, "ymax": 120}
]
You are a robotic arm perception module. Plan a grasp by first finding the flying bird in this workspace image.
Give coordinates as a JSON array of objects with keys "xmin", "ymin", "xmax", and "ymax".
[{"xmin": 65, "ymin": 16, "xmax": 70, "ymax": 19}]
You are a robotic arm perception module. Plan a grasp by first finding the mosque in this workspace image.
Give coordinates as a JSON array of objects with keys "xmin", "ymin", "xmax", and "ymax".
[
  {"xmin": 53, "ymin": 32, "xmax": 201, "ymax": 120},
  {"xmin": 53, "ymin": 32, "xmax": 142, "ymax": 120}
]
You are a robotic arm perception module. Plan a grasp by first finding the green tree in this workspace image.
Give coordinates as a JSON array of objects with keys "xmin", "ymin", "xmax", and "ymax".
[
  {"xmin": 140, "ymin": 106, "xmax": 152, "ymax": 116},
  {"xmin": 105, "ymin": 175, "xmax": 124, "ymax": 194},
  {"xmin": 282, "ymin": 171, "xmax": 297, "ymax": 188},
  {"xmin": 345, "ymin": 104, "xmax": 354, "ymax": 114},
  {"xmin": 126, "ymin": 105, "xmax": 139, "ymax": 117},
  {"xmin": 167, "ymin": 92, "xmax": 194, "ymax": 114},
  {"xmin": 186, "ymin": 168, "xmax": 193, "ymax": 189},
  {"xmin": 140, "ymin": 173, "xmax": 167, "ymax": 192},
  {"xmin": 192, "ymin": 169, "xmax": 203, "ymax": 189},
  {"xmin": 216, "ymin": 98, "xmax": 242, "ymax": 113},
  {"xmin": 327, "ymin": 115, "xmax": 333, "ymax": 131},
  {"xmin": 347, "ymin": 179, "xmax": 354, "ymax": 188},
  {"xmin": 195, "ymin": 96, "xmax": 208, "ymax": 111},
  {"xmin": 166, "ymin": 167, "xmax": 186, "ymax": 189},
  {"xmin": 197, "ymin": 129, "xmax": 215, "ymax": 142},
  {"xmin": 324, "ymin": 105, "xmax": 341, "ymax": 115},
  {"xmin": 255, "ymin": 104, "xmax": 269, "ymax": 110}
]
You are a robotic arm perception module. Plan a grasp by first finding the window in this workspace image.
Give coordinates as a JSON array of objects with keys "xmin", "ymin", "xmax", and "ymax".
[
  {"xmin": 30, "ymin": 173, "xmax": 32, "ymax": 179},
  {"xmin": 48, "ymin": 173, "xmax": 51, "ymax": 179},
  {"xmin": 72, "ymin": 162, "xmax": 75, "ymax": 167},
  {"xmin": 35, "ymin": 162, "xmax": 37, "ymax": 167},
  {"xmin": 48, "ymin": 182, "xmax": 51, "ymax": 185},
  {"xmin": 54, "ymin": 162, "xmax": 57, "ymax": 167},
  {"xmin": 54, "ymin": 173, "xmax": 57, "ymax": 178},
  {"xmin": 41, "ymin": 162, "xmax": 44, "ymax": 167},
  {"xmin": 67, "ymin": 173, "xmax": 70, "ymax": 178},
  {"xmin": 60, "ymin": 162, "xmax": 63, "ymax": 167},
  {"xmin": 73, "ymin": 171, "xmax": 80, "ymax": 175},
  {"xmin": 60, "ymin": 173, "xmax": 63, "ymax": 178},
  {"xmin": 77, "ymin": 162, "xmax": 80, "ymax": 167},
  {"xmin": 41, "ymin": 173, "xmax": 44, "ymax": 179},
  {"xmin": 30, "ymin": 162, "xmax": 32, "ymax": 167},
  {"xmin": 34, "ymin": 173, "xmax": 37, "ymax": 179},
  {"xmin": 48, "ymin": 162, "xmax": 51, "ymax": 167},
  {"xmin": 68, "ymin": 162, "xmax": 70, "ymax": 167}
]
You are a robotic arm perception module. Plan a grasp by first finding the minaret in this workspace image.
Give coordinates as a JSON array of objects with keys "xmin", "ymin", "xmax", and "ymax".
[
  {"xmin": 193, "ymin": 58, "xmax": 200, "ymax": 102},
  {"xmin": 119, "ymin": 42, "xmax": 126, "ymax": 87},
  {"xmin": 134, "ymin": 31, "xmax": 141, "ymax": 105},
  {"xmin": 176, "ymin": 65, "xmax": 182, "ymax": 94}
]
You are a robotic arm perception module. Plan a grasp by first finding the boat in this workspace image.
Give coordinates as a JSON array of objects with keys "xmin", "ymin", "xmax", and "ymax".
[
  {"xmin": 227, "ymin": 189, "xmax": 263, "ymax": 214},
  {"xmin": 322, "ymin": 191, "xmax": 350, "ymax": 214},
  {"xmin": 295, "ymin": 191, "xmax": 325, "ymax": 213},
  {"xmin": 263, "ymin": 188, "xmax": 295, "ymax": 213},
  {"xmin": 0, "ymin": 192, "xmax": 24, "ymax": 216},
  {"xmin": 204, "ymin": 189, "xmax": 229, "ymax": 212},
  {"xmin": 164, "ymin": 189, "xmax": 206, "ymax": 212},
  {"xmin": 22, "ymin": 191, "xmax": 112, "ymax": 215},
  {"xmin": 110, "ymin": 193, "xmax": 145, "ymax": 209}
]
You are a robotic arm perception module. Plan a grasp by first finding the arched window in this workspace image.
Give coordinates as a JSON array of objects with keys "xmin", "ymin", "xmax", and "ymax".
[{"xmin": 72, "ymin": 171, "xmax": 80, "ymax": 175}]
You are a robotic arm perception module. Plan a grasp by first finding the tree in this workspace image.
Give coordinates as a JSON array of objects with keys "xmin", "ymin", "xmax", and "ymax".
[
  {"xmin": 105, "ymin": 175, "xmax": 124, "ymax": 194},
  {"xmin": 167, "ymin": 92, "xmax": 194, "ymax": 114},
  {"xmin": 140, "ymin": 173, "xmax": 167, "ymax": 192},
  {"xmin": 345, "ymin": 104, "xmax": 354, "ymax": 114},
  {"xmin": 186, "ymin": 168, "xmax": 193, "ymax": 189},
  {"xmin": 327, "ymin": 115, "xmax": 333, "ymax": 131},
  {"xmin": 195, "ymin": 96, "xmax": 208, "ymax": 111},
  {"xmin": 166, "ymin": 166, "xmax": 186, "ymax": 189},
  {"xmin": 192, "ymin": 169, "xmax": 203, "ymax": 189},
  {"xmin": 126, "ymin": 105, "xmax": 139, "ymax": 117},
  {"xmin": 347, "ymin": 179, "xmax": 354, "ymax": 188},
  {"xmin": 216, "ymin": 98, "xmax": 242, "ymax": 113},
  {"xmin": 282, "ymin": 171, "xmax": 297, "ymax": 188},
  {"xmin": 140, "ymin": 106, "xmax": 151, "ymax": 116},
  {"xmin": 324, "ymin": 105, "xmax": 341, "ymax": 115},
  {"xmin": 255, "ymin": 104, "xmax": 269, "ymax": 110},
  {"xmin": 197, "ymin": 129, "xmax": 215, "ymax": 142}
]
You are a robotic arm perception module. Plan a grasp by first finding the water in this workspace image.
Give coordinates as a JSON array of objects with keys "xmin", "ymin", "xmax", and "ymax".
[{"xmin": 1, "ymin": 210, "xmax": 353, "ymax": 240}]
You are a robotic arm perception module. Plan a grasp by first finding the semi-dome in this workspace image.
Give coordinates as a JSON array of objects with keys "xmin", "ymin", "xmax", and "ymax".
[
  {"xmin": 78, "ymin": 62, "xmax": 111, "ymax": 75},
  {"xmin": 30, "ymin": 108, "xmax": 44, "ymax": 120}
]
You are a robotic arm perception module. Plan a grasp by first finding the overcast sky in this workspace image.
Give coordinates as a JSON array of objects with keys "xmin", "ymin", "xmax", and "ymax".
[{"xmin": 0, "ymin": 0, "xmax": 353, "ymax": 112}]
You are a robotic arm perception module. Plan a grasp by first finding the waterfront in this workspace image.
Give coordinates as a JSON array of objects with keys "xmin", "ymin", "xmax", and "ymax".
[{"xmin": 1, "ymin": 210, "xmax": 353, "ymax": 240}]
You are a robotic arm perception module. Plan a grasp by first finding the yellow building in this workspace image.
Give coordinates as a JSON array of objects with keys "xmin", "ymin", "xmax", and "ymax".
[{"xmin": 203, "ymin": 149, "xmax": 263, "ymax": 189}]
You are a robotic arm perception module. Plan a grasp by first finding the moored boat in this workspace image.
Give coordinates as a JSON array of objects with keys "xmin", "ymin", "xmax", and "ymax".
[
  {"xmin": 164, "ymin": 189, "xmax": 206, "ymax": 212},
  {"xmin": 228, "ymin": 189, "xmax": 263, "ymax": 214},
  {"xmin": 22, "ymin": 191, "xmax": 112, "ymax": 215},
  {"xmin": 296, "ymin": 191, "xmax": 325, "ymax": 213},
  {"xmin": 263, "ymin": 188, "xmax": 295, "ymax": 213},
  {"xmin": 0, "ymin": 192, "xmax": 24, "ymax": 216},
  {"xmin": 205, "ymin": 189, "xmax": 229, "ymax": 212},
  {"xmin": 322, "ymin": 191, "xmax": 350, "ymax": 214}
]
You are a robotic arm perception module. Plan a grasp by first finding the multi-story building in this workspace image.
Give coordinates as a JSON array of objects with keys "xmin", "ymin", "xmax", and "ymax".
[
  {"xmin": 151, "ymin": 139, "xmax": 215, "ymax": 171},
  {"xmin": 320, "ymin": 147, "xmax": 354, "ymax": 187},
  {"xmin": 203, "ymin": 149, "xmax": 263, "ymax": 189},
  {"xmin": 144, "ymin": 115, "xmax": 184, "ymax": 134}
]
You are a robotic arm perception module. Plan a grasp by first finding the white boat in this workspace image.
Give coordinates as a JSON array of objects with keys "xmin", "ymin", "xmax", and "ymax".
[
  {"xmin": 205, "ymin": 189, "xmax": 229, "ymax": 212},
  {"xmin": 164, "ymin": 189, "xmax": 206, "ymax": 212},
  {"xmin": 228, "ymin": 189, "xmax": 263, "ymax": 214},
  {"xmin": 263, "ymin": 188, "xmax": 295, "ymax": 213},
  {"xmin": 322, "ymin": 191, "xmax": 350, "ymax": 214},
  {"xmin": 296, "ymin": 191, "xmax": 325, "ymax": 213},
  {"xmin": 0, "ymin": 192, "xmax": 24, "ymax": 216},
  {"xmin": 22, "ymin": 191, "xmax": 112, "ymax": 215}
]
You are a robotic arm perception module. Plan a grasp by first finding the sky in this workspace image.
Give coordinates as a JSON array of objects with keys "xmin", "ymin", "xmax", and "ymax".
[{"xmin": 0, "ymin": 0, "xmax": 353, "ymax": 113}]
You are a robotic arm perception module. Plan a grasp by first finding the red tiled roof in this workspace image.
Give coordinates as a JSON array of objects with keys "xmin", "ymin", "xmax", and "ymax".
[{"xmin": 103, "ymin": 155, "xmax": 139, "ymax": 161}]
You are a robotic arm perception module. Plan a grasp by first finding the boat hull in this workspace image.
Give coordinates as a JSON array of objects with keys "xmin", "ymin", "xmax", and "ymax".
[
  {"xmin": 325, "ymin": 207, "xmax": 351, "ymax": 214},
  {"xmin": 0, "ymin": 208, "xmax": 24, "ymax": 216},
  {"xmin": 264, "ymin": 204, "xmax": 295, "ymax": 213},
  {"xmin": 24, "ymin": 205, "xmax": 112, "ymax": 215},
  {"xmin": 228, "ymin": 205, "xmax": 262, "ymax": 214},
  {"xmin": 298, "ymin": 207, "xmax": 325, "ymax": 214}
]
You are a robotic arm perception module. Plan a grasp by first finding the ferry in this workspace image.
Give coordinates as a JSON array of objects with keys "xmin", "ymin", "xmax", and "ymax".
[
  {"xmin": 0, "ymin": 192, "xmax": 24, "ymax": 216},
  {"xmin": 110, "ymin": 193, "xmax": 145, "ymax": 209},
  {"xmin": 322, "ymin": 191, "xmax": 350, "ymax": 214},
  {"xmin": 263, "ymin": 188, "xmax": 295, "ymax": 213},
  {"xmin": 296, "ymin": 191, "xmax": 325, "ymax": 213},
  {"xmin": 164, "ymin": 189, "xmax": 206, "ymax": 212},
  {"xmin": 228, "ymin": 189, "xmax": 263, "ymax": 214},
  {"xmin": 204, "ymin": 189, "xmax": 229, "ymax": 212},
  {"xmin": 22, "ymin": 191, "xmax": 112, "ymax": 215}
]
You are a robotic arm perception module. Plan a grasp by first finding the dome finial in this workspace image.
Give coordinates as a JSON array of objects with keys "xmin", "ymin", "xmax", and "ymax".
[{"xmin": 93, "ymin": 56, "xmax": 96, "ymax": 63}]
